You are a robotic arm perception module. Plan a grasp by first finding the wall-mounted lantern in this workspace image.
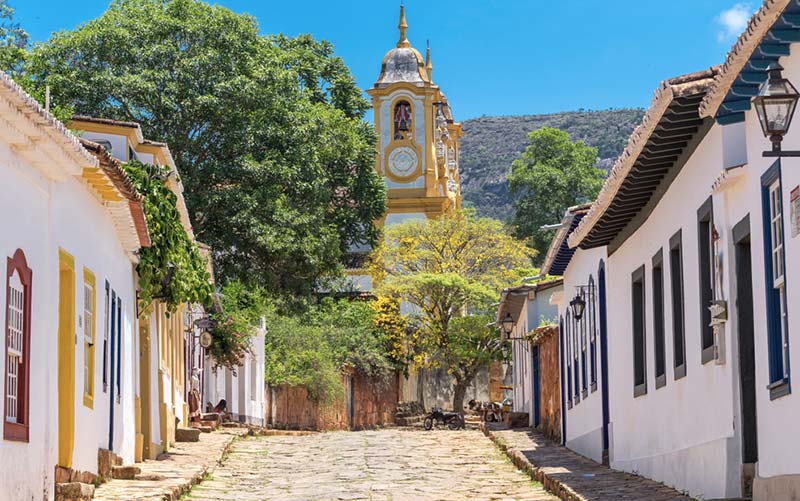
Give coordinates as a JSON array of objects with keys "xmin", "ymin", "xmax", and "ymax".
[
  {"xmin": 570, "ymin": 293, "xmax": 586, "ymax": 321},
  {"xmin": 753, "ymin": 63, "xmax": 800, "ymax": 157}
]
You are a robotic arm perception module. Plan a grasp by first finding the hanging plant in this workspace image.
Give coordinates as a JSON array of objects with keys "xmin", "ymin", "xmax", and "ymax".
[{"xmin": 124, "ymin": 159, "xmax": 212, "ymax": 311}]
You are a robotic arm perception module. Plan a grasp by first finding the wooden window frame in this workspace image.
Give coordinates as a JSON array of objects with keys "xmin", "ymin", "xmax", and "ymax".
[
  {"xmin": 652, "ymin": 249, "xmax": 666, "ymax": 389},
  {"xmin": 669, "ymin": 230, "xmax": 687, "ymax": 380},
  {"xmin": 4, "ymin": 249, "xmax": 31, "ymax": 442},
  {"xmin": 697, "ymin": 197, "xmax": 716, "ymax": 364},
  {"xmin": 632, "ymin": 265, "xmax": 647, "ymax": 398},
  {"xmin": 82, "ymin": 269, "xmax": 96, "ymax": 409},
  {"xmin": 761, "ymin": 161, "xmax": 790, "ymax": 400}
]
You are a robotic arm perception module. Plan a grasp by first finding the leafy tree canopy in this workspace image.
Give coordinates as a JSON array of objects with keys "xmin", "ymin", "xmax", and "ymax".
[
  {"xmin": 370, "ymin": 210, "xmax": 531, "ymax": 412},
  {"xmin": 0, "ymin": 0, "xmax": 26, "ymax": 73},
  {"xmin": 508, "ymin": 127, "xmax": 604, "ymax": 262},
  {"xmin": 24, "ymin": 0, "xmax": 385, "ymax": 298}
]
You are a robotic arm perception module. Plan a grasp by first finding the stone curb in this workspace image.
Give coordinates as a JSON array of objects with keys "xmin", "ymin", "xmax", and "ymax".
[
  {"xmin": 481, "ymin": 423, "xmax": 584, "ymax": 501},
  {"xmin": 143, "ymin": 429, "xmax": 248, "ymax": 501}
]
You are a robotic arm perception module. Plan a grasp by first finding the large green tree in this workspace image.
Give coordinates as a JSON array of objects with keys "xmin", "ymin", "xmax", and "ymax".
[
  {"xmin": 24, "ymin": 0, "xmax": 385, "ymax": 297},
  {"xmin": 370, "ymin": 211, "xmax": 531, "ymax": 413},
  {"xmin": 508, "ymin": 127, "xmax": 604, "ymax": 261}
]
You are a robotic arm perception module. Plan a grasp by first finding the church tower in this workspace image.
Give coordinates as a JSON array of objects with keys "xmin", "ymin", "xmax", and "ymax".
[{"xmin": 367, "ymin": 5, "xmax": 462, "ymax": 227}]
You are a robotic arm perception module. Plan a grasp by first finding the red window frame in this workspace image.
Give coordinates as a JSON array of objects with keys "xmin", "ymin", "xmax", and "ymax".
[{"xmin": 5, "ymin": 249, "xmax": 32, "ymax": 442}]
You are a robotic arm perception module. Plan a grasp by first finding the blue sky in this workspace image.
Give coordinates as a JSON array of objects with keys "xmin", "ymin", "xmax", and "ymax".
[{"xmin": 13, "ymin": 0, "xmax": 756, "ymax": 120}]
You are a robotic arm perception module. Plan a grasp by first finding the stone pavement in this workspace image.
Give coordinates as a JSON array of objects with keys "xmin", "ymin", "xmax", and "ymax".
[
  {"xmin": 93, "ymin": 428, "xmax": 247, "ymax": 501},
  {"xmin": 484, "ymin": 426, "xmax": 694, "ymax": 501},
  {"xmin": 186, "ymin": 428, "xmax": 557, "ymax": 500}
]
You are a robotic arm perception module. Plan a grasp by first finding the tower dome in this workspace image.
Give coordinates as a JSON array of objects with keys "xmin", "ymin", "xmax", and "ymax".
[{"xmin": 375, "ymin": 5, "xmax": 429, "ymax": 87}]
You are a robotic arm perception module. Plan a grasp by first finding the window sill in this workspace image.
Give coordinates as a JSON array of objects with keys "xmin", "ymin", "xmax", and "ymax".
[
  {"xmin": 674, "ymin": 364, "xmax": 686, "ymax": 380},
  {"xmin": 83, "ymin": 393, "xmax": 94, "ymax": 410},
  {"xmin": 701, "ymin": 346, "xmax": 715, "ymax": 365},
  {"xmin": 655, "ymin": 374, "xmax": 666, "ymax": 389},
  {"xmin": 567, "ymin": 401, "xmax": 573, "ymax": 410},
  {"xmin": 590, "ymin": 382, "xmax": 597, "ymax": 393},
  {"xmin": 582, "ymin": 389, "xmax": 588, "ymax": 399},
  {"xmin": 3, "ymin": 422, "xmax": 29, "ymax": 442},
  {"xmin": 768, "ymin": 378, "xmax": 791, "ymax": 401},
  {"xmin": 633, "ymin": 383, "xmax": 647, "ymax": 398}
]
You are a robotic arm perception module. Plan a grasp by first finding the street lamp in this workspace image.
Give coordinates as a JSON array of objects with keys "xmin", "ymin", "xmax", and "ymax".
[
  {"xmin": 753, "ymin": 63, "xmax": 800, "ymax": 157},
  {"xmin": 501, "ymin": 312, "xmax": 514, "ymax": 336},
  {"xmin": 570, "ymin": 293, "xmax": 586, "ymax": 321}
]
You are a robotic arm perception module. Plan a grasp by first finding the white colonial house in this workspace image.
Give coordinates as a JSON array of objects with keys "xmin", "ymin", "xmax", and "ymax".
[
  {"xmin": 0, "ymin": 72, "xmax": 149, "ymax": 498},
  {"xmin": 496, "ymin": 279, "xmax": 562, "ymax": 429},
  {"xmin": 538, "ymin": 204, "xmax": 611, "ymax": 464},
  {"xmin": 203, "ymin": 319, "xmax": 267, "ymax": 426},
  {"xmin": 565, "ymin": 3, "xmax": 800, "ymax": 497}
]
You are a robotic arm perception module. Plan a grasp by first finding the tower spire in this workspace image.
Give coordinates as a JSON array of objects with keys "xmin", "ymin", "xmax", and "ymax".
[
  {"xmin": 397, "ymin": 2, "xmax": 410, "ymax": 48},
  {"xmin": 425, "ymin": 39, "xmax": 432, "ymax": 80}
]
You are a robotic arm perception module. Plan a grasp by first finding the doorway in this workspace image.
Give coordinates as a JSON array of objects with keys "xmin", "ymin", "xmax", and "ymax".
[
  {"xmin": 139, "ymin": 320, "xmax": 152, "ymax": 459},
  {"xmin": 734, "ymin": 215, "xmax": 757, "ymax": 497},
  {"xmin": 598, "ymin": 260, "xmax": 610, "ymax": 465},
  {"xmin": 345, "ymin": 375, "xmax": 355, "ymax": 428},
  {"xmin": 57, "ymin": 250, "xmax": 76, "ymax": 468}
]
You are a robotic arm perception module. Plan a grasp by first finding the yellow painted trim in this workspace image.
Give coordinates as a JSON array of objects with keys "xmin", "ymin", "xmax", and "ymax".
[
  {"xmin": 67, "ymin": 120, "xmax": 140, "ymax": 146},
  {"xmin": 57, "ymin": 249, "xmax": 76, "ymax": 468},
  {"xmin": 139, "ymin": 318, "xmax": 152, "ymax": 459},
  {"xmin": 82, "ymin": 267, "xmax": 96, "ymax": 409}
]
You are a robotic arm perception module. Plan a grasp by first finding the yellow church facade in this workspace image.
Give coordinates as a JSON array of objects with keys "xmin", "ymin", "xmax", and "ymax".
[{"xmin": 368, "ymin": 5, "xmax": 463, "ymax": 226}]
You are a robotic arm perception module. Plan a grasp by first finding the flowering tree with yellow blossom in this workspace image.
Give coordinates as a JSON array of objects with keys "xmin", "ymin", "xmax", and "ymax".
[{"xmin": 369, "ymin": 210, "xmax": 533, "ymax": 414}]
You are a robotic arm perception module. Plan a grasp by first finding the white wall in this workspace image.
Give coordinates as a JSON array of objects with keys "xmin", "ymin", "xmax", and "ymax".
[
  {"xmin": 559, "ymin": 247, "xmax": 606, "ymax": 464},
  {"xmin": 0, "ymin": 142, "xmax": 58, "ymax": 500},
  {"xmin": 607, "ymin": 126, "xmax": 739, "ymax": 499},
  {"xmin": 51, "ymin": 173, "xmax": 139, "ymax": 472},
  {"xmin": 0, "ymin": 140, "xmax": 138, "ymax": 498},
  {"xmin": 745, "ymin": 49, "xmax": 800, "ymax": 484}
]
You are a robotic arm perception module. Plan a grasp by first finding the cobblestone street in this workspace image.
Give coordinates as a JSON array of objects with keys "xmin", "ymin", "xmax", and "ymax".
[{"xmin": 186, "ymin": 428, "xmax": 557, "ymax": 500}]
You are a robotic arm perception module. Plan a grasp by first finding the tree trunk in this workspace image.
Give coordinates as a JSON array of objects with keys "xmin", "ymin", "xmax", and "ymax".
[{"xmin": 452, "ymin": 380, "xmax": 468, "ymax": 416}]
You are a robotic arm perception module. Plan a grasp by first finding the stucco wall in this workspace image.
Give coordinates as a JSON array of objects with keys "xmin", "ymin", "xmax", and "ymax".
[
  {"xmin": 0, "ymin": 140, "xmax": 138, "ymax": 498},
  {"xmin": 559, "ymin": 246, "xmax": 606, "ymax": 464}
]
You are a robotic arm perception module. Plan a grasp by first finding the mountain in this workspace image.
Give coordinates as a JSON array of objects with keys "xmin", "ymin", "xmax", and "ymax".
[{"xmin": 458, "ymin": 109, "xmax": 645, "ymax": 221}]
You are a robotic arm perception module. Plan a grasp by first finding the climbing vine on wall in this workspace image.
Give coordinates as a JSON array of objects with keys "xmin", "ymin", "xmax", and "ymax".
[{"xmin": 124, "ymin": 159, "xmax": 212, "ymax": 311}]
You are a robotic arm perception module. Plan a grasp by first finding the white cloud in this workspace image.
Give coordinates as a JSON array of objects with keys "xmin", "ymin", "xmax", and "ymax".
[{"xmin": 716, "ymin": 3, "xmax": 754, "ymax": 42}]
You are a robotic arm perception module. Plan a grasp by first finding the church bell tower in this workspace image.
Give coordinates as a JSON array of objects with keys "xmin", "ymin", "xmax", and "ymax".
[{"xmin": 367, "ymin": 5, "xmax": 462, "ymax": 226}]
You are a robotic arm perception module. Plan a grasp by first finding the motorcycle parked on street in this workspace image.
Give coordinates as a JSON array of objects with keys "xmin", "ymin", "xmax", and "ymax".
[{"xmin": 423, "ymin": 407, "xmax": 465, "ymax": 430}]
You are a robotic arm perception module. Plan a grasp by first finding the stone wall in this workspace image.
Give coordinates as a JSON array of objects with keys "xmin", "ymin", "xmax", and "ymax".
[
  {"xmin": 414, "ymin": 362, "xmax": 512, "ymax": 412},
  {"xmin": 534, "ymin": 325, "xmax": 561, "ymax": 442},
  {"xmin": 267, "ymin": 371, "xmax": 398, "ymax": 431}
]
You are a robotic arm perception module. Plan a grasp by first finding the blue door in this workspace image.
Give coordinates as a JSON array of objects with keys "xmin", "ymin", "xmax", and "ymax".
[
  {"xmin": 532, "ymin": 345, "xmax": 541, "ymax": 427},
  {"xmin": 599, "ymin": 261, "xmax": 610, "ymax": 456},
  {"xmin": 108, "ymin": 290, "xmax": 117, "ymax": 451}
]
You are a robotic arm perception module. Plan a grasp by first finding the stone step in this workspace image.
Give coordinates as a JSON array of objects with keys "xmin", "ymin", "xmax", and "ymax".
[
  {"xmin": 55, "ymin": 482, "xmax": 94, "ymax": 501},
  {"xmin": 200, "ymin": 419, "xmax": 218, "ymax": 429},
  {"xmin": 221, "ymin": 422, "xmax": 241, "ymax": 428},
  {"xmin": 135, "ymin": 473, "xmax": 166, "ymax": 481},
  {"xmin": 111, "ymin": 465, "xmax": 141, "ymax": 480},
  {"xmin": 201, "ymin": 412, "xmax": 221, "ymax": 421},
  {"xmin": 175, "ymin": 427, "xmax": 201, "ymax": 442}
]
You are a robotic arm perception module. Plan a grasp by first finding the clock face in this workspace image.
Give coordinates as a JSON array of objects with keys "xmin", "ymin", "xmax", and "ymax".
[{"xmin": 387, "ymin": 146, "xmax": 419, "ymax": 178}]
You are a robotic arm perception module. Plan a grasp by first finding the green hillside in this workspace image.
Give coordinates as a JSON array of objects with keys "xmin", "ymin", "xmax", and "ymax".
[{"xmin": 459, "ymin": 109, "xmax": 645, "ymax": 220}]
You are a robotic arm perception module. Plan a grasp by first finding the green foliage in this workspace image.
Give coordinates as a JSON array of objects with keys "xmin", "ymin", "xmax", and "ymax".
[
  {"xmin": 24, "ymin": 0, "xmax": 385, "ymax": 299},
  {"xmin": 123, "ymin": 159, "xmax": 212, "ymax": 309},
  {"xmin": 371, "ymin": 211, "xmax": 529, "ymax": 409},
  {"xmin": 263, "ymin": 298, "xmax": 399, "ymax": 402},
  {"xmin": 207, "ymin": 280, "xmax": 270, "ymax": 370},
  {"xmin": 508, "ymin": 127, "xmax": 606, "ymax": 262},
  {"xmin": 458, "ymin": 109, "xmax": 643, "ymax": 220},
  {"xmin": 0, "ymin": 0, "xmax": 26, "ymax": 73}
]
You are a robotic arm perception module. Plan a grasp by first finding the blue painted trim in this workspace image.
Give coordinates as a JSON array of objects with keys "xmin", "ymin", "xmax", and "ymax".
[
  {"xmin": 108, "ymin": 289, "xmax": 117, "ymax": 451},
  {"xmin": 598, "ymin": 260, "xmax": 610, "ymax": 453},
  {"xmin": 722, "ymin": 99, "xmax": 755, "ymax": 113},
  {"xmin": 716, "ymin": 113, "xmax": 747, "ymax": 125},
  {"xmin": 769, "ymin": 29, "xmax": 800, "ymax": 42},
  {"xmin": 760, "ymin": 160, "xmax": 791, "ymax": 397}
]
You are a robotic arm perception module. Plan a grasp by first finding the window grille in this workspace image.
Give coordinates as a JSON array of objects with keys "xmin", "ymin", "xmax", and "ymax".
[{"xmin": 5, "ymin": 272, "xmax": 23, "ymax": 423}]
